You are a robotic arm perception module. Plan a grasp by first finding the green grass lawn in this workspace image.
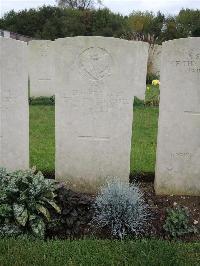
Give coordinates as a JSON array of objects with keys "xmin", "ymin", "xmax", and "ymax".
[
  {"xmin": 131, "ymin": 106, "xmax": 159, "ymax": 174},
  {"xmin": 145, "ymin": 84, "xmax": 160, "ymax": 106},
  {"xmin": 30, "ymin": 105, "xmax": 55, "ymax": 174},
  {"xmin": 30, "ymin": 86, "xmax": 159, "ymax": 175},
  {"xmin": 0, "ymin": 238, "xmax": 199, "ymax": 266}
]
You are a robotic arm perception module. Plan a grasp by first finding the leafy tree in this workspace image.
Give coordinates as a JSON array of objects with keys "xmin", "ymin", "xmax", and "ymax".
[
  {"xmin": 0, "ymin": 6, "xmax": 64, "ymax": 38},
  {"xmin": 92, "ymin": 8, "xmax": 127, "ymax": 37},
  {"xmin": 160, "ymin": 16, "xmax": 179, "ymax": 42},
  {"xmin": 127, "ymin": 11, "xmax": 165, "ymax": 43},
  {"xmin": 0, "ymin": 6, "xmax": 128, "ymax": 40},
  {"xmin": 150, "ymin": 11, "xmax": 165, "ymax": 43},
  {"xmin": 128, "ymin": 11, "xmax": 154, "ymax": 34},
  {"xmin": 56, "ymin": 0, "xmax": 102, "ymax": 10},
  {"xmin": 0, "ymin": 6, "xmax": 199, "ymax": 41},
  {"xmin": 176, "ymin": 8, "xmax": 200, "ymax": 37}
]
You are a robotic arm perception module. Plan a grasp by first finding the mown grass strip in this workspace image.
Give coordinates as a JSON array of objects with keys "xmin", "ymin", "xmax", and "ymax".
[{"xmin": 0, "ymin": 238, "xmax": 199, "ymax": 266}]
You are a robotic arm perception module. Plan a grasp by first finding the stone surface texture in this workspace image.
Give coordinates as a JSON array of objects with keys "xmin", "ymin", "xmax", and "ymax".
[
  {"xmin": 0, "ymin": 37, "xmax": 29, "ymax": 171},
  {"xmin": 54, "ymin": 36, "xmax": 149, "ymax": 192},
  {"xmin": 28, "ymin": 40, "xmax": 54, "ymax": 97},
  {"xmin": 155, "ymin": 37, "xmax": 200, "ymax": 196}
]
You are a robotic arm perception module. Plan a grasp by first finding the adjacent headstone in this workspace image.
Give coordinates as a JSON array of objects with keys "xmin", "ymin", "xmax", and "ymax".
[
  {"xmin": 54, "ymin": 36, "xmax": 149, "ymax": 192},
  {"xmin": 0, "ymin": 37, "xmax": 29, "ymax": 171},
  {"xmin": 155, "ymin": 37, "xmax": 200, "ymax": 196},
  {"xmin": 148, "ymin": 44, "xmax": 162, "ymax": 76},
  {"xmin": 28, "ymin": 40, "xmax": 54, "ymax": 97},
  {"xmin": 3, "ymin": 30, "xmax": 11, "ymax": 38}
]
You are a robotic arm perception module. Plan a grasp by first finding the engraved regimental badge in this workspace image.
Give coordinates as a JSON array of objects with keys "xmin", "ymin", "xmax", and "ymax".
[{"xmin": 78, "ymin": 47, "xmax": 112, "ymax": 81}]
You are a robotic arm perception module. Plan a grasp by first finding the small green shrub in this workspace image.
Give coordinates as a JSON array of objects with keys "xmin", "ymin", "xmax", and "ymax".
[
  {"xmin": 93, "ymin": 179, "xmax": 149, "ymax": 239},
  {"xmin": 163, "ymin": 206, "xmax": 198, "ymax": 238},
  {"xmin": 0, "ymin": 168, "xmax": 60, "ymax": 238}
]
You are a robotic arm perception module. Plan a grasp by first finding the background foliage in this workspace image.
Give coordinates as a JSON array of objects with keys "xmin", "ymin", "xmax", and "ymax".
[
  {"xmin": 56, "ymin": 0, "xmax": 102, "ymax": 10},
  {"xmin": 0, "ymin": 6, "xmax": 199, "ymax": 42}
]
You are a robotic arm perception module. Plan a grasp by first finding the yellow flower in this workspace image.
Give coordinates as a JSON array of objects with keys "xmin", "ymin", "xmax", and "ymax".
[
  {"xmin": 147, "ymin": 86, "xmax": 150, "ymax": 90},
  {"xmin": 152, "ymin": 80, "xmax": 160, "ymax": 86}
]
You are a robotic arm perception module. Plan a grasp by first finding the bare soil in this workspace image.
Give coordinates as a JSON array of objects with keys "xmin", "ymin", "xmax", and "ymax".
[
  {"xmin": 139, "ymin": 181, "xmax": 200, "ymax": 241},
  {"xmin": 47, "ymin": 176, "xmax": 200, "ymax": 242}
]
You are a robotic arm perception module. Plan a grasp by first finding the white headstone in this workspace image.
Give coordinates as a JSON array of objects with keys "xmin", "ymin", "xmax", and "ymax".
[
  {"xmin": 0, "ymin": 37, "xmax": 29, "ymax": 171},
  {"xmin": 3, "ymin": 31, "xmax": 11, "ymax": 38},
  {"xmin": 155, "ymin": 37, "xmax": 200, "ymax": 196},
  {"xmin": 148, "ymin": 44, "xmax": 162, "ymax": 76},
  {"xmin": 28, "ymin": 40, "xmax": 54, "ymax": 97},
  {"xmin": 54, "ymin": 36, "xmax": 149, "ymax": 192}
]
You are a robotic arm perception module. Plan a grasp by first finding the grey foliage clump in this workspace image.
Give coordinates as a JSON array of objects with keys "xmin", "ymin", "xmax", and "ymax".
[{"xmin": 93, "ymin": 179, "xmax": 149, "ymax": 239}]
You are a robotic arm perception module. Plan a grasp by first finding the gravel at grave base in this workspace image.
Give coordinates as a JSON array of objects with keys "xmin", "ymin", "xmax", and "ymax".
[{"xmin": 47, "ymin": 179, "xmax": 200, "ymax": 242}]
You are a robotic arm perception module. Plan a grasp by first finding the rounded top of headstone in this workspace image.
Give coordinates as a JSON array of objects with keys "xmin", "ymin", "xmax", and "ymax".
[{"xmin": 162, "ymin": 37, "xmax": 200, "ymax": 47}]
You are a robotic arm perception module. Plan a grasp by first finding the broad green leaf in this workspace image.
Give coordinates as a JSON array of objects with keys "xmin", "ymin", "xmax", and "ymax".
[
  {"xmin": 36, "ymin": 204, "xmax": 50, "ymax": 221},
  {"xmin": 43, "ymin": 191, "xmax": 56, "ymax": 200},
  {"xmin": 13, "ymin": 203, "xmax": 28, "ymax": 226},
  {"xmin": 46, "ymin": 200, "xmax": 61, "ymax": 214},
  {"xmin": 30, "ymin": 217, "xmax": 45, "ymax": 238}
]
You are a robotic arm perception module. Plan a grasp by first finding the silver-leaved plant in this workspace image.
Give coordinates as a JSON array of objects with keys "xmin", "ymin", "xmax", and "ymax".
[{"xmin": 93, "ymin": 178, "xmax": 149, "ymax": 239}]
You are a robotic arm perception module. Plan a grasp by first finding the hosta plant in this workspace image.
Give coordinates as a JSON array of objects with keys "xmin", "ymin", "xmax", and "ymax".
[
  {"xmin": 93, "ymin": 178, "xmax": 149, "ymax": 239},
  {"xmin": 0, "ymin": 168, "xmax": 60, "ymax": 238}
]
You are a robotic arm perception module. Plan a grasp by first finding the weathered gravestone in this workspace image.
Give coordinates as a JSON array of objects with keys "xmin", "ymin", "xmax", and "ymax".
[
  {"xmin": 155, "ymin": 37, "xmax": 200, "ymax": 196},
  {"xmin": 28, "ymin": 40, "xmax": 54, "ymax": 97},
  {"xmin": 54, "ymin": 36, "xmax": 149, "ymax": 192},
  {"xmin": 0, "ymin": 37, "xmax": 29, "ymax": 171}
]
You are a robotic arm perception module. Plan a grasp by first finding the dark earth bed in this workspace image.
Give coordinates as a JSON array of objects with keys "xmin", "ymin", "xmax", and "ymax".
[{"xmin": 46, "ymin": 176, "xmax": 200, "ymax": 242}]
